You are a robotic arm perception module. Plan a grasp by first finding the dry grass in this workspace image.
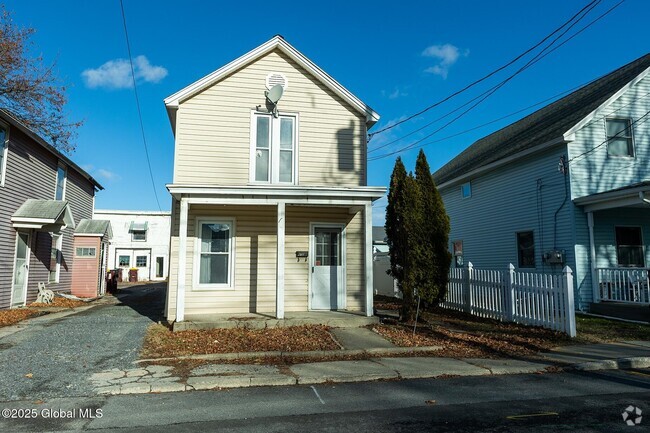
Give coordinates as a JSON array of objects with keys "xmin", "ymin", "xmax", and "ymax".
[
  {"xmin": 0, "ymin": 309, "xmax": 42, "ymax": 327},
  {"xmin": 141, "ymin": 324, "xmax": 340, "ymax": 359}
]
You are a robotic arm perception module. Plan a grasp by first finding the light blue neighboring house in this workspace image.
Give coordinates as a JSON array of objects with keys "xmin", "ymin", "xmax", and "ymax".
[{"xmin": 432, "ymin": 53, "xmax": 650, "ymax": 318}]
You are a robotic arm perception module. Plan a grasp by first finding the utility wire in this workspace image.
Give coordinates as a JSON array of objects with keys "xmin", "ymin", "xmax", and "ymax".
[
  {"xmin": 369, "ymin": 0, "xmax": 623, "ymax": 162},
  {"xmin": 367, "ymin": 0, "xmax": 600, "ymax": 138},
  {"xmin": 119, "ymin": 0, "xmax": 162, "ymax": 211}
]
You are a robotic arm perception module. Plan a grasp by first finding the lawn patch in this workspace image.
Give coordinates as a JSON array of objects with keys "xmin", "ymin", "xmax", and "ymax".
[
  {"xmin": 574, "ymin": 314, "xmax": 650, "ymax": 343},
  {"xmin": 141, "ymin": 324, "xmax": 340, "ymax": 359}
]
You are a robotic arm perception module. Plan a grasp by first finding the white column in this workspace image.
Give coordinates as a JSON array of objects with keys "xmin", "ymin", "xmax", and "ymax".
[
  {"xmin": 276, "ymin": 201, "xmax": 285, "ymax": 319},
  {"xmin": 587, "ymin": 211, "xmax": 599, "ymax": 303},
  {"xmin": 176, "ymin": 198, "xmax": 188, "ymax": 322},
  {"xmin": 364, "ymin": 203, "xmax": 374, "ymax": 316}
]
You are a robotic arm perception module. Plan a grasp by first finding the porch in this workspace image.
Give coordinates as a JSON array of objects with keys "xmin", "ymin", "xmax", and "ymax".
[
  {"xmin": 173, "ymin": 310, "xmax": 379, "ymax": 331},
  {"xmin": 575, "ymin": 182, "xmax": 650, "ymax": 320},
  {"xmin": 166, "ymin": 185, "xmax": 385, "ymax": 322}
]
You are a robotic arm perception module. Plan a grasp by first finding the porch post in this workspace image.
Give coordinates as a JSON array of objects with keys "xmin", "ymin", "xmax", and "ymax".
[
  {"xmin": 176, "ymin": 198, "xmax": 188, "ymax": 322},
  {"xmin": 364, "ymin": 202, "xmax": 374, "ymax": 317},
  {"xmin": 276, "ymin": 201, "xmax": 285, "ymax": 319},
  {"xmin": 587, "ymin": 211, "xmax": 599, "ymax": 303}
]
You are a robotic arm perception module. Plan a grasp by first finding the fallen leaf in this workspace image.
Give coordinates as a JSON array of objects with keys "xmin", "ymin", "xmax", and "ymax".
[{"xmin": 24, "ymin": 373, "xmax": 33, "ymax": 378}]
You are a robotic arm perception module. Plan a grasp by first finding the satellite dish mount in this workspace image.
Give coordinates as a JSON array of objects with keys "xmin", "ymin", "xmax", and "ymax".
[{"xmin": 265, "ymin": 84, "xmax": 284, "ymax": 117}]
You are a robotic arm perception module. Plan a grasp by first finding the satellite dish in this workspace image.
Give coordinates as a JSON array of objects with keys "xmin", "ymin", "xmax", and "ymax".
[{"xmin": 265, "ymin": 84, "xmax": 284, "ymax": 104}]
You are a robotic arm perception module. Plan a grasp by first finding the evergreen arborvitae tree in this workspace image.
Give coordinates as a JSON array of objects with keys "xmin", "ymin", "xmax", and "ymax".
[
  {"xmin": 414, "ymin": 149, "xmax": 452, "ymax": 305},
  {"xmin": 385, "ymin": 158, "xmax": 420, "ymax": 322}
]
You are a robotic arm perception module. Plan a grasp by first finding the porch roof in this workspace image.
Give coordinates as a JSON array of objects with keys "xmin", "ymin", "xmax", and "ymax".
[
  {"xmin": 166, "ymin": 184, "xmax": 386, "ymax": 205},
  {"xmin": 11, "ymin": 199, "xmax": 75, "ymax": 233},
  {"xmin": 75, "ymin": 219, "xmax": 113, "ymax": 239},
  {"xmin": 574, "ymin": 181, "xmax": 650, "ymax": 212}
]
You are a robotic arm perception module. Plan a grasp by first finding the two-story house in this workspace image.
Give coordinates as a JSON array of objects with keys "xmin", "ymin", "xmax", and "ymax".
[
  {"xmin": 164, "ymin": 36, "xmax": 384, "ymax": 323},
  {"xmin": 0, "ymin": 109, "xmax": 105, "ymax": 308},
  {"xmin": 94, "ymin": 209, "xmax": 171, "ymax": 282},
  {"xmin": 433, "ymin": 53, "xmax": 650, "ymax": 320}
]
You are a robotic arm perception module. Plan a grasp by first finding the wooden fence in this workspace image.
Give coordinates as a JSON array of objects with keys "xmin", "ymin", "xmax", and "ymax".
[{"xmin": 441, "ymin": 262, "xmax": 576, "ymax": 337}]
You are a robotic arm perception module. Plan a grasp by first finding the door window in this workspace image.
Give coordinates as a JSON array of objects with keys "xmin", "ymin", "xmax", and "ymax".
[{"xmin": 314, "ymin": 228, "xmax": 341, "ymax": 266}]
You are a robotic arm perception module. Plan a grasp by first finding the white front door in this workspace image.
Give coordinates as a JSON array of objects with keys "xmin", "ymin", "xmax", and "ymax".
[
  {"xmin": 11, "ymin": 231, "xmax": 31, "ymax": 307},
  {"xmin": 311, "ymin": 226, "xmax": 345, "ymax": 310}
]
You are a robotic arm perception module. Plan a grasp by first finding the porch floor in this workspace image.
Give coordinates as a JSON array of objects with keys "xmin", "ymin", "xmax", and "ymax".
[
  {"xmin": 589, "ymin": 302, "xmax": 650, "ymax": 323},
  {"xmin": 173, "ymin": 311, "xmax": 379, "ymax": 331}
]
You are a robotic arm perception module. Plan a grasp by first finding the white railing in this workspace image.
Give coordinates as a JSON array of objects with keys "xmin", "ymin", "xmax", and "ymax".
[
  {"xmin": 597, "ymin": 267, "xmax": 650, "ymax": 304},
  {"xmin": 441, "ymin": 262, "xmax": 576, "ymax": 337}
]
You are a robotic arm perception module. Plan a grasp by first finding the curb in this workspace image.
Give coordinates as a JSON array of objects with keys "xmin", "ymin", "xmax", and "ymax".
[
  {"xmin": 572, "ymin": 356, "xmax": 650, "ymax": 371},
  {"xmin": 135, "ymin": 346, "xmax": 443, "ymax": 364}
]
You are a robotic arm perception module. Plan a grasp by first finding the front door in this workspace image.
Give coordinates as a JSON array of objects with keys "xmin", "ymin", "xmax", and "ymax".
[
  {"xmin": 311, "ymin": 226, "xmax": 344, "ymax": 310},
  {"xmin": 11, "ymin": 231, "xmax": 30, "ymax": 307}
]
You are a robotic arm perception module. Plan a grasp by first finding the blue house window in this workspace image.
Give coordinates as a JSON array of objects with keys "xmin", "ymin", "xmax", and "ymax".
[
  {"xmin": 516, "ymin": 231, "xmax": 535, "ymax": 268},
  {"xmin": 461, "ymin": 182, "xmax": 472, "ymax": 198},
  {"xmin": 606, "ymin": 118, "xmax": 634, "ymax": 157},
  {"xmin": 616, "ymin": 226, "xmax": 644, "ymax": 267}
]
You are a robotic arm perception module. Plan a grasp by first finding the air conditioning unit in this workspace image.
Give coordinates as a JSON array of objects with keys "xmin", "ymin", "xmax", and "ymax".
[{"xmin": 543, "ymin": 250, "xmax": 565, "ymax": 265}]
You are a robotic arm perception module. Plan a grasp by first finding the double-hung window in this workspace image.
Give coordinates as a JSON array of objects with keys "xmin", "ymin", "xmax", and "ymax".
[
  {"xmin": 55, "ymin": 164, "xmax": 67, "ymax": 200},
  {"xmin": 516, "ymin": 231, "xmax": 535, "ymax": 268},
  {"xmin": 606, "ymin": 118, "xmax": 634, "ymax": 157},
  {"xmin": 197, "ymin": 220, "xmax": 234, "ymax": 288},
  {"xmin": 616, "ymin": 226, "xmax": 644, "ymax": 267},
  {"xmin": 251, "ymin": 113, "xmax": 296, "ymax": 184}
]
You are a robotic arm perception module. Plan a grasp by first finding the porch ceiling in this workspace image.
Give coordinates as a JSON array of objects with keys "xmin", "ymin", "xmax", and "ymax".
[{"xmin": 574, "ymin": 181, "xmax": 650, "ymax": 212}]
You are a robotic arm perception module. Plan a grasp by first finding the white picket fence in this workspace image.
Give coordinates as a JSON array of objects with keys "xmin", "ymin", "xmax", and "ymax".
[{"xmin": 441, "ymin": 262, "xmax": 576, "ymax": 337}]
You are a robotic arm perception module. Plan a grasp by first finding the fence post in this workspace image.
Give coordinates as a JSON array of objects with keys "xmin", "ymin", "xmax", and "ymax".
[
  {"xmin": 505, "ymin": 263, "xmax": 515, "ymax": 322},
  {"xmin": 563, "ymin": 266, "xmax": 577, "ymax": 338},
  {"xmin": 465, "ymin": 262, "xmax": 473, "ymax": 314}
]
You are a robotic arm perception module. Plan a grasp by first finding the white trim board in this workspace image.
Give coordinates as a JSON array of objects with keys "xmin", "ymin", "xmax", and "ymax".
[{"xmin": 164, "ymin": 36, "xmax": 380, "ymax": 127}]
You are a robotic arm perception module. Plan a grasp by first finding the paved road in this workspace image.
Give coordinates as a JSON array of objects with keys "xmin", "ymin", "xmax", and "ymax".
[
  {"xmin": 0, "ymin": 283, "xmax": 165, "ymax": 401},
  {"xmin": 1, "ymin": 368, "xmax": 649, "ymax": 432}
]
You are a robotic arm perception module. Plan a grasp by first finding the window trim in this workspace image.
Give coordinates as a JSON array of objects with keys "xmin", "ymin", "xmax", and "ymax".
[
  {"xmin": 615, "ymin": 225, "xmax": 645, "ymax": 268},
  {"xmin": 605, "ymin": 117, "xmax": 635, "ymax": 158},
  {"xmin": 516, "ymin": 230, "xmax": 536, "ymax": 269},
  {"xmin": 193, "ymin": 218, "xmax": 236, "ymax": 291},
  {"xmin": 75, "ymin": 246, "xmax": 96, "ymax": 258},
  {"xmin": 48, "ymin": 234, "xmax": 62, "ymax": 284},
  {"xmin": 55, "ymin": 163, "xmax": 67, "ymax": 200},
  {"xmin": 249, "ymin": 111, "xmax": 299, "ymax": 185},
  {"xmin": 461, "ymin": 182, "xmax": 472, "ymax": 199},
  {"xmin": 0, "ymin": 122, "xmax": 9, "ymax": 187}
]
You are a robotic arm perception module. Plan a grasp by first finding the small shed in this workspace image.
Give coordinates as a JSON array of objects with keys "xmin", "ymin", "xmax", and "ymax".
[{"xmin": 71, "ymin": 219, "xmax": 112, "ymax": 298}]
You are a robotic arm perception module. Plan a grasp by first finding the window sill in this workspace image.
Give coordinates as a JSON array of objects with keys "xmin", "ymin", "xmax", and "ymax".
[{"xmin": 192, "ymin": 285, "xmax": 235, "ymax": 291}]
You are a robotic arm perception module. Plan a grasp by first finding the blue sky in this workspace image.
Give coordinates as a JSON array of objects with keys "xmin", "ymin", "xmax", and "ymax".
[{"xmin": 7, "ymin": 0, "xmax": 649, "ymax": 224}]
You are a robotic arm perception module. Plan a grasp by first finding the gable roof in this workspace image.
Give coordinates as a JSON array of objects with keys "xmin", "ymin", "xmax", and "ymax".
[
  {"xmin": 75, "ymin": 219, "xmax": 113, "ymax": 238},
  {"xmin": 0, "ymin": 109, "xmax": 104, "ymax": 191},
  {"xmin": 11, "ymin": 199, "xmax": 75, "ymax": 231},
  {"xmin": 432, "ymin": 53, "xmax": 650, "ymax": 186},
  {"xmin": 164, "ymin": 35, "xmax": 380, "ymax": 130}
]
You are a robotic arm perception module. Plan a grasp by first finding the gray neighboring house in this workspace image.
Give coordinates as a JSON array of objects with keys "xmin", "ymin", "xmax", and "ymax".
[
  {"xmin": 0, "ymin": 109, "xmax": 104, "ymax": 308},
  {"xmin": 372, "ymin": 226, "xmax": 398, "ymax": 297},
  {"xmin": 433, "ymin": 53, "xmax": 650, "ymax": 319}
]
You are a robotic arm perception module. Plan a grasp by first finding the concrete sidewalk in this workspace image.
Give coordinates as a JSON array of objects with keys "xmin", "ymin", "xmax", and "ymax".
[{"xmin": 541, "ymin": 341, "xmax": 650, "ymax": 371}]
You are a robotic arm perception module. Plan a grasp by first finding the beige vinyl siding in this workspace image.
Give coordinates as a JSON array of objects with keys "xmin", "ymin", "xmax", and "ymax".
[
  {"xmin": 174, "ymin": 50, "xmax": 367, "ymax": 187},
  {"xmin": 166, "ymin": 202, "xmax": 366, "ymax": 319}
]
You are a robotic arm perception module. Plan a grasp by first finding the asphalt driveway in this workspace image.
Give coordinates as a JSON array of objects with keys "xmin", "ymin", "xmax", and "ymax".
[{"xmin": 0, "ymin": 282, "xmax": 166, "ymax": 401}]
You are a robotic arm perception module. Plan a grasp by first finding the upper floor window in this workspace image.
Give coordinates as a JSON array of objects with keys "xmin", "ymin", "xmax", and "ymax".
[
  {"xmin": 461, "ymin": 182, "xmax": 472, "ymax": 198},
  {"xmin": 0, "ymin": 127, "xmax": 7, "ymax": 186},
  {"xmin": 129, "ymin": 221, "xmax": 148, "ymax": 242},
  {"xmin": 516, "ymin": 231, "xmax": 535, "ymax": 268},
  {"xmin": 55, "ymin": 164, "xmax": 67, "ymax": 200},
  {"xmin": 251, "ymin": 113, "xmax": 296, "ymax": 184},
  {"xmin": 606, "ymin": 118, "xmax": 634, "ymax": 157},
  {"xmin": 616, "ymin": 226, "xmax": 644, "ymax": 267}
]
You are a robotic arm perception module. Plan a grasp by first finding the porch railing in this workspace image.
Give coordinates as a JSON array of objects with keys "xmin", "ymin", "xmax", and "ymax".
[{"xmin": 596, "ymin": 267, "xmax": 650, "ymax": 304}]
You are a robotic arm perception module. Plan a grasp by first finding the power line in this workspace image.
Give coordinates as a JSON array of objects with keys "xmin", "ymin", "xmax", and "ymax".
[
  {"xmin": 367, "ymin": 0, "xmax": 600, "ymax": 138},
  {"xmin": 368, "ymin": 0, "xmax": 623, "ymax": 162},
  {"xmin": 119, "ymin": 0, "xmax": 162, "ymax": 212}
]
